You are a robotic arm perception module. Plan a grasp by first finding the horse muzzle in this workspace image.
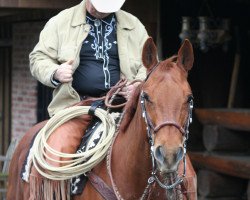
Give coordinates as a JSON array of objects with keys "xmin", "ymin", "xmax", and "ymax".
[{"xmin": 153, "ymin": 145, "xmax": 184, "ymax": 173}]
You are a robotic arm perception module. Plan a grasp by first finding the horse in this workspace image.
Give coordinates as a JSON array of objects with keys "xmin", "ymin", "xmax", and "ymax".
[{"xmin": 7, "ymin": 37, "xmax": 197, "ymax": 200}]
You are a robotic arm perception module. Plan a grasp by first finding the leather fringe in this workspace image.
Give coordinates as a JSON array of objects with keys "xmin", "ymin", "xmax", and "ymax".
[{"xmin": 29, "ymin": 175, "xmax": 70, "ymax": 200}]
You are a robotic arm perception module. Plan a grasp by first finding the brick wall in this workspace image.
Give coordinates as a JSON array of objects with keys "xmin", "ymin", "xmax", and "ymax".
[{"xmin": 11, "ymin": 22, "xmax": 45, "ymax": 139}]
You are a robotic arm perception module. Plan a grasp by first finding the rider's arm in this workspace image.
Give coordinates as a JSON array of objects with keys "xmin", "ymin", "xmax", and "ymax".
[
  {"xmin": 135, "ymin": 21, "xmax": 150, "ymax": 80},
  {"xmin": 29, "ymin": 17, "xmax": 60, "ymax": 88}
]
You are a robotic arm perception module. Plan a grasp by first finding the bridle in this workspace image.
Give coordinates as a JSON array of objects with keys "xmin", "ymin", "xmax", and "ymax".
[{"xmin": 140, "ymin": 61, "xmax": 194, "ymax": 192}]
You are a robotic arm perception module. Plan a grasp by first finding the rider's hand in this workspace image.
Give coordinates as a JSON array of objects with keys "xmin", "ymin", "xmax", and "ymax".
[
  {"xmin": 119, "ymin": 82, "xmax": 141, "ymax": 100},
  {"xmin": 53, "ymin": 60, "xmax": 74, "ymax": 83}
]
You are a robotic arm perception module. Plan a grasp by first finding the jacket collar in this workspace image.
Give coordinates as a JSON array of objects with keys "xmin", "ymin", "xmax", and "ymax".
[
  {"xmin": 71, "ymin": 0, "xmax": 87, "ymax": 27},
  {"xmin": 115, "ymin": 10, "xmax": 134, "ymax": 30},
  {"xmin": 71, "ymin": 0, "xmax": 134, "ymax": 30}
]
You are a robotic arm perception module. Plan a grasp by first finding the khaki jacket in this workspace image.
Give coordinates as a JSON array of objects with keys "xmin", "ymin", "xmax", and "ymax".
[{"xmin": 29, "ymin": 0, "xmax": 148, "ymax": 117}]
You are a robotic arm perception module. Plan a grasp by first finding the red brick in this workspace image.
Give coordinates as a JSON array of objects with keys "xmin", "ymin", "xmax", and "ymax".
[{"xmin": 12, "ymin": 22, "xmax": 45, "ymax": 139}]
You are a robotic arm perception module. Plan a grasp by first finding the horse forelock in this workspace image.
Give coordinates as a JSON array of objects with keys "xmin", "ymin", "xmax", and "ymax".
[
  {"xmin": 155, "ymin": 56, "xmax": 177, "ymax": 74},
  {"xmin": 159, "ymin": 55, "xmax": 189, "ymax": 81},
  {"xmin": 119, "ymin": 83, "xmax": 142, "ymax": 133},
  {"xmin": 168, "ymin": 55, "xmax": 178, "ymax": 62}
]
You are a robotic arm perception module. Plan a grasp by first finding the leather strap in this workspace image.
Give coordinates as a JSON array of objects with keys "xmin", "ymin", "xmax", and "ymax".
[
  {"xmin": 88, "ymin": 100, "xmax": 104, "ymax": 116},
  {"xmin": 88, "ymin": 171, "xmax": 117, "ymax": 200}
]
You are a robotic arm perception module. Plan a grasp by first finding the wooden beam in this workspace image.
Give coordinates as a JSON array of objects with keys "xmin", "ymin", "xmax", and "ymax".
[
  {"xmin": 0, "ymin": 0, "xmax": 18, "ymax": 7},
  {"xmin": 0, "ymin": 10, "xmax": 21, "ymax": 17},
  {"xmin": 0, "ymin": 0, "xmax": 81, "ymax": 9},
  {"xmin": 189, "ymin": 152, "xmax": 250, "ymax": 179},
  {"xmin": 198, "ymin": 197, "xmax": 241, "ymax": 200},
  {"xmin": 0, "ymin": 39, "xmax": 12, "ymax": 47},
  {"xmin": 0, "ymin": 9, "xmax": 60, "ymax": 22},
  {"xmin": 198, "ymin": 170, "xmax": 245, "ymax": 197},
  {"xmin": 195, "ymin": 108, "xmax": 250, "ymax": 131},
  {"xmin": 203, "ymin": 125, "xmax": 249, "ymax": 152}
]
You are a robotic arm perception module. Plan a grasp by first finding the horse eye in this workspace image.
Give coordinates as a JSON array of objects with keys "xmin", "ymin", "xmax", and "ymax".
[
  {"xmin": 187, "ymin": 95, "xmax": 194, "ymax": 103},
  {"xmin": 143, "ymin": 92, "xmax": 151, "ymax": 102}
]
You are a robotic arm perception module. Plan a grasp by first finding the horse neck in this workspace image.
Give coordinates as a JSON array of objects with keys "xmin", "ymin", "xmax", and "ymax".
[{"xmin": 111, "ymin": 102, "xmax": 152, "ymax": 198}]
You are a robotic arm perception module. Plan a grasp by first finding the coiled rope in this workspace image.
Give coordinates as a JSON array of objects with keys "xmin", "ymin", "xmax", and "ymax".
[{"xmin": 32, "ymin": 106, "xmax": 116, "ymax": 180}]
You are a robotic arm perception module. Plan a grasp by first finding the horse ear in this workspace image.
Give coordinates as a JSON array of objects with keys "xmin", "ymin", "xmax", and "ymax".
[
  {"xmin": 142, "ymin": 37, "xmax": 158, "ymax": 70},
  {"xmin": 177, "ymin": 39, "xmax": 194, "ymax": 72}
]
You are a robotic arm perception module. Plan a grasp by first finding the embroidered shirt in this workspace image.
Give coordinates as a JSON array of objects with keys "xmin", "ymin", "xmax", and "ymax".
[{"xmin": 72, "ymin": 12, "xmax": 120, "ymax": 97}]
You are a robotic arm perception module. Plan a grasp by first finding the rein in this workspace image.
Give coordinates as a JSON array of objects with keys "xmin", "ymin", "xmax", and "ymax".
[{"xmin": 105, "ymin": 79, "xmax": 143, "ymax": 109}]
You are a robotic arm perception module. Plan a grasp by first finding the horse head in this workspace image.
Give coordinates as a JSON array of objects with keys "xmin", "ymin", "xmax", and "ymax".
[{"xmin": 141, "ymin": 37, "xmax": 194, "ymax": 174}]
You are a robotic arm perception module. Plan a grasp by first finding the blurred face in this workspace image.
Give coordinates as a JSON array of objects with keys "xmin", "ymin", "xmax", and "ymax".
[{"xmin": 86, "ymin": 0, "xmax": 111, "ymax": 19}]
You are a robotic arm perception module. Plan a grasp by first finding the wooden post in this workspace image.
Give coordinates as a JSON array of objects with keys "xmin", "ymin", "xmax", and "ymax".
[
  {"xmin": 0, "ymin": 24, "xmax": 12, "ymax": 156},
  {"xmin": 228, "ymin": 27, "xmax": 240, "ymax": 108},
  {"xmin": 247, "ymin": 180, "xmax": 250, "ymax": 200},
  {"xmin": 199, "ymin": 197, "xmax": 241, "ymax": 200}
]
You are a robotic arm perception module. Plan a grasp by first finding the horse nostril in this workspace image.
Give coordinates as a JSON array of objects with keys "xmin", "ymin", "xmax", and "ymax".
[
  {"xmin": 176, "ymin": 147, "xmax": 184, "ymax": 162},
  {"xmin": 154, "ymin": 146, "xmax": 165, "ymax": 164}
]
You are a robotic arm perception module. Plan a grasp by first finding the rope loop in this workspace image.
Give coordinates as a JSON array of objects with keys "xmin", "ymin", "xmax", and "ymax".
[{"xmin": 32, "ymin": 106, "xmax": 117, "ymax": 180}]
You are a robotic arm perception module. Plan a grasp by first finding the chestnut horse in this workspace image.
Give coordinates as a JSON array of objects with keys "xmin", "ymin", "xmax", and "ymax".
[{"xmin": 7, "ymin": 38, "xmax": 197, "ymax": 200}]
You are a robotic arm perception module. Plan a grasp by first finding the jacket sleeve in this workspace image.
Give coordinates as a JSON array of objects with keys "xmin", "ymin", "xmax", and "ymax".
[
  {"xmin": 134, "ymin": 19, "xmax": 149, "ymax": 80},
  {"xmin": 29, "ymin": 17, "xmax": 60, "ymax": 88}
]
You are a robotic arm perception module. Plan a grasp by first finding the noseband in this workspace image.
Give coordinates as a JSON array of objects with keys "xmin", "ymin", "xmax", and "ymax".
[{"xmin": 140, "ymin": 61, "xmax": 194, "ymax": 191}]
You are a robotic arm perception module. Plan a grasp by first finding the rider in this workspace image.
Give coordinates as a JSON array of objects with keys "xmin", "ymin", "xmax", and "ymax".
[{"xmin": 29, "ymin": 0, "xmax": 149, "ymax": 117}]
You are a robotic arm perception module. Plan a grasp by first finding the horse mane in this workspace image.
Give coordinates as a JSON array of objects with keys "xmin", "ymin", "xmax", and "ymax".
[{"xmin": 119, "ymin": 83, "xmax": 143, "ymax": 133}]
